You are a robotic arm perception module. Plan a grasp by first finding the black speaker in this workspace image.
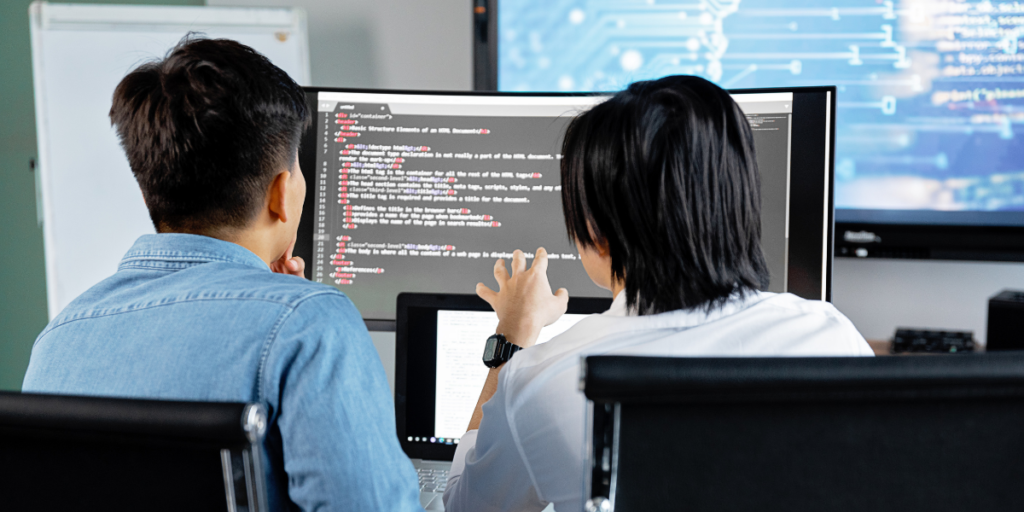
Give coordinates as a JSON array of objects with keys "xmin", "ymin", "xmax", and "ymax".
[{"xmin": 987, "ymin": 290, "xmax": 1024, "ymax": 351}]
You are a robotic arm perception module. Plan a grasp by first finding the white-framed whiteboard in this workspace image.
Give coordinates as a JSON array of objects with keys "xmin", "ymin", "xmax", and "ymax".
[{"xmin": 30, "ymin": 2, "xmax": 310, "ymax": 319}]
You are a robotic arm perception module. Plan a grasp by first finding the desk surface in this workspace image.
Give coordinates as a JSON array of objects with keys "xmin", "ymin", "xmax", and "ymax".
[{"xmin": 867, "ymin": 340, "xmax": 891, "ymax": 356}]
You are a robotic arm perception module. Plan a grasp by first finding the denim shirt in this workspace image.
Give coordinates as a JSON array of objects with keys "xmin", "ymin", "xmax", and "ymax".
[{"xmin": 23, "ymin": 234, "xmax": 424, "ymax": 512}]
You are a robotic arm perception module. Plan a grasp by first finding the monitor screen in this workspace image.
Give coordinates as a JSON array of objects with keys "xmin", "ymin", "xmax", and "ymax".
[
  {"xmin": 296, "ymin": 87, "xmax": 835, "ymax": 322},
  {"xmin": 492, "ymin": 0, "xmax": 1024, "ymax": 230}
]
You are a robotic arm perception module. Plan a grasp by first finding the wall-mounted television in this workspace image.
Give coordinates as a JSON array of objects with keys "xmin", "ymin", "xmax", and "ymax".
[{"xmin": 472, "ymin": 0, "xmax": 1024, "ymax": 261}]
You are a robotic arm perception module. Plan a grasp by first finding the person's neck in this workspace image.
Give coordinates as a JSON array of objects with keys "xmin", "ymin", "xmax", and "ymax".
[
  {"xmin": 612, "ymin": 280, "xmax": 625, "ymax": 299},
  {"xmin": 159, "ymin": 219, "xmax": 284, "ymax": 267},
  {"xmin": 222, "ymin": 228, "xmax": 283, "ymax": 267},
  {"xmin": 607, "ymin": 270, "xmax": 627, "ymax": 300}
]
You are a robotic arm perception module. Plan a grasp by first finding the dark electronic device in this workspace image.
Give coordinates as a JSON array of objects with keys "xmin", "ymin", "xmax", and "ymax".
[
  {"xmin": 394, "ymin": 292, "xmax": 612, "ymax": 510},
  {"xmin": 394, "ymin": 292, "xmax": 611, "ymax": 461},
  {"xmin": 986, "ymin": 290, "xmax": 1024, "ymax": 351},
  {"xmin": 482, "ymin": 333, "xmax": 520, "ymax": 368},
  {"xmin": 892, "ymin": 328, "xmax": 974, "ymax": 354}
]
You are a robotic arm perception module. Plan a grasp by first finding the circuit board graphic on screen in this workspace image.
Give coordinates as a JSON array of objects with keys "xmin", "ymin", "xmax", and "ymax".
[{"xmin": 498, "ymin": 0, "xmax": 1024, "ymax": 219}]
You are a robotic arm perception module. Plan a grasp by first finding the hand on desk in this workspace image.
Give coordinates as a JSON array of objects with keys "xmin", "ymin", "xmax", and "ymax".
[{"xmin": 476, "ymin": 247, "xmax": 569, "ymax": 349}]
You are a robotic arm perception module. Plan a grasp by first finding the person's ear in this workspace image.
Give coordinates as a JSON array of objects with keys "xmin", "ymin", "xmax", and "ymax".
[
  {"xmin": 584, "ymin": 220, "xmax": 612, "ymax": 258},
  {"xmin": 594, "ymin": 236, "xmax": 611, "ymax": 258},
  {"xmin": 267, "ymin": 170, "xmax": 291, "ymax": 224}
]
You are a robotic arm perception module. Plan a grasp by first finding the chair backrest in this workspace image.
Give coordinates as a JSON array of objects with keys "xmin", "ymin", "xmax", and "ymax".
[
  {"xmin": 0, "ymin": 392, "xmax": 268, "ymax": 512},
  {"xmin": 583, "ymin": 354, "xmax": 1024, "ymax": 512}
]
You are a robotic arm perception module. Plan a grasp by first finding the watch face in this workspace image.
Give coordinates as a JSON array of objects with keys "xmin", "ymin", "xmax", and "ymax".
[{"xmin": 483, "ymin": 336, "xmax": 498, "ymax": 361}]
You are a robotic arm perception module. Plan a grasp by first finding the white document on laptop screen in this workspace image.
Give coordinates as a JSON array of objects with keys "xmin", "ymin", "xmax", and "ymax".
[{"xmin": 434, "ymin": 311, "xmax": 590, "ymax": 441}]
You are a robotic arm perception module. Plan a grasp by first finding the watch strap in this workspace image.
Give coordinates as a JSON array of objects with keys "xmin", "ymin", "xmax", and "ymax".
[{"xmin": 498, "ymin": 339, "xmax": 521, "ymax": 361}]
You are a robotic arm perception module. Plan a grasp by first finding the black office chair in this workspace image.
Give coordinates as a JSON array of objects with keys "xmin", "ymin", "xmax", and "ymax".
[
  {"xmin": 583, "ymin": 354, "xmax": 1024, "ymax": 512},
  {"xmin": 0, "ymin": 391, "xmax": 268, "ymax": 511}
]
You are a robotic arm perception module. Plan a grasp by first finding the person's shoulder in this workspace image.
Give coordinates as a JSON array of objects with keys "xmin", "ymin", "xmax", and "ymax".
[
  {"xmin": 502, "ymin": 315, "xmax": 612, "ymax": 389},
  {"xmin": 255, "ymin": 276, "xmax": 370, "ymax": 359},
  {"xmin": 188, "ymin": 264, "xmax": 351, "ymax": 309},
  {"xmin": 242, "ymin": 274, "xmax": 363, "ymax": 329},
  {"xmin": 513, "ymin": 317, "xmax": 598, "ymax": 363},
  {"xmin": 743, "ymin": 292, "xmax": 871, "ymax": 355},
  {"xmin": 749, "ymin": 292, "xmax": 849, "ymax": 321}
]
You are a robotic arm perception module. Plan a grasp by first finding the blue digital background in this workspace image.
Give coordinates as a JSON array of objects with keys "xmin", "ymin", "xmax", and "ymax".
[{"xmin": 498, "ymin": 0, "xmax": 1024, "ymax": 225}]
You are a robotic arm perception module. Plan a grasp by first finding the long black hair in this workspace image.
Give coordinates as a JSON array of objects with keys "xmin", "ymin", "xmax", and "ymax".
[{"xmin": 561, "ymin": 75, "xmax": 769, "ymax": 315}]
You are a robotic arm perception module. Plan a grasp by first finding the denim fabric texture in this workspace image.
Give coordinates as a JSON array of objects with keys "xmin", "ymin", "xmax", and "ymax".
[{"xmin": 23, "ymin": 233, "xmax": 424, "ymax": 512}]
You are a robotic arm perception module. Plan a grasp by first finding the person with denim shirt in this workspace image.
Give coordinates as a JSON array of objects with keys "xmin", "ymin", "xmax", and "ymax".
[{"xmin": 22, "ymin": 37, "xmax": 424, "ymax": 512}]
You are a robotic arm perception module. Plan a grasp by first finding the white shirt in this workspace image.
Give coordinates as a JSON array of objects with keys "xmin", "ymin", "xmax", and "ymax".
[{"xmin": 443, "ymin": 291, "xmax": 872, "ymax": 512}]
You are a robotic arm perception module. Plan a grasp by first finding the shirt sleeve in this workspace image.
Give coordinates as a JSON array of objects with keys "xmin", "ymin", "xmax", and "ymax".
[
  {"xmin": 448, "ymin": 429, "xmax": 477, "ymax": 482},
  {"xmin": 443, "ymin": 366, "xmax": 547, "ymax": 512},
  {"xmin": 262, "ymin": 291, "xmax": 424, "ymax": 512}
]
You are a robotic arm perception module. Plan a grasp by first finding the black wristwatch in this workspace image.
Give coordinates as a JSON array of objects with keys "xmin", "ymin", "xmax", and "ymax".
[{"xmin": 482, "ymin": 333, "xmax": 521, "ymax": 368}]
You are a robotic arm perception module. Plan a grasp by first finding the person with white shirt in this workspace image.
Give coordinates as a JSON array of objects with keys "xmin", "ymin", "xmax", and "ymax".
[{"xmin": 442, "ymin": 75, "xmax": 872, "ymax": 512}]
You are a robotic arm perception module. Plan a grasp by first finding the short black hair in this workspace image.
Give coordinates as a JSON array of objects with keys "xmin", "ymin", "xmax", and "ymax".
[
  {"xmin": 561, "ymin": 75, "xmax": 769, "ymax": 315},
  {"xmin": 109, "ymin": 35, "xmax": 311, "ymax": 233}
]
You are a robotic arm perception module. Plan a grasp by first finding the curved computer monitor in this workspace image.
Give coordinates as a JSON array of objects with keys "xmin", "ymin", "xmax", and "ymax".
[{"xmin": 295, "ymin": 87, "xmax": 836, "ymax": 327}]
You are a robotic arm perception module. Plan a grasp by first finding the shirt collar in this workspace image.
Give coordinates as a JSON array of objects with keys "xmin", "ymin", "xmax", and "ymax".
[
  {"xmin": 602, "ymin": 289, "xmax": 770, "ymax": 325},
  {"xmin": 603, "ymin": 291, "xmax": 634, "ymax": 317},
  {"xmin": 118, "ymin": 233, "xmax": 270, "ymax": 272}
]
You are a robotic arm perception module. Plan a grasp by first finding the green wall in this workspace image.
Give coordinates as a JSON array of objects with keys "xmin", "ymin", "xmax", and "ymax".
[{"xmin": 0, "ymin": 0, "xmax": 202, "ymax": 391}]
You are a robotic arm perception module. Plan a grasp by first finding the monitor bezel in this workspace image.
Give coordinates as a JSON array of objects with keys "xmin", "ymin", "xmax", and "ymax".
[
  {"xmin": 297, "ymin": 86, "xmax": 837, "ymax": 329},
  {"xmin": 474, "ymin": 0, "xmax": 1024, "ymax": 263},
  {"xmin": 393, "ymin": 292, "xmax": 613, "ymax": 462}
]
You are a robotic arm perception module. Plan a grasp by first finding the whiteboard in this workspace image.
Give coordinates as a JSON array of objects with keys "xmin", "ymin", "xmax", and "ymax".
[{"xmin": 30, "ymin": 2, "xmax": 310, "ymax": 319}]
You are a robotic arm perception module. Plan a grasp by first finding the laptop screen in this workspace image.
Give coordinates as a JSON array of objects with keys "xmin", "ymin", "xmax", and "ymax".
[
  {"xmin": 396, "ymin": 293, "xmax": 612, "ymax": 461},
  {"xmin": 434, "ymin": 310, "xmax": 591, "ymax": 442}
]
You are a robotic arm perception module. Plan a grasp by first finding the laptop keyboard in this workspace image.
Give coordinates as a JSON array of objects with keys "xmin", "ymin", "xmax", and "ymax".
[{"xmin": 418, "ymin": 466, "xmax": 449, "ymax": 493}]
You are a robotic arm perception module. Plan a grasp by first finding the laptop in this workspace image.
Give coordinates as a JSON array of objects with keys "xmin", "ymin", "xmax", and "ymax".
[{"xmin": 395, "ymin": 292, "xmax": 613, "ymax": 510}]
